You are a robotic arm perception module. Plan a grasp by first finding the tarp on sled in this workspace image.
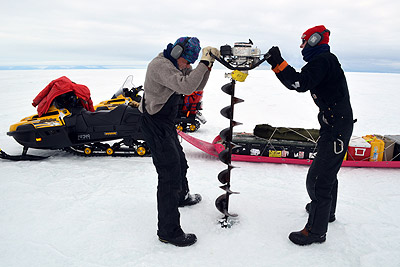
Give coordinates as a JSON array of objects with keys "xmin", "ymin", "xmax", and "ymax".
[{"xmin": 254, "ymin": 124, "xmax": 320, "ymax": 142}]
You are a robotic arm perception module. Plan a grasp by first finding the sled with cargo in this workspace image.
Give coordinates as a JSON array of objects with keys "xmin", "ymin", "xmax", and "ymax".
[{"xmin": 178, "ymin": 124, "xmax": 400, "ymax": 168}]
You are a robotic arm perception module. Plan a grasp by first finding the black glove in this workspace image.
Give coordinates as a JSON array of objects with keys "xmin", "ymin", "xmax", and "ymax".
[
  {"xmin": 266, "ymin": 46, "xmax": 284, "ymax": 69},
  {"xmin": 266, "ymin": 56, "xmax": 278, "ymax": 69}
]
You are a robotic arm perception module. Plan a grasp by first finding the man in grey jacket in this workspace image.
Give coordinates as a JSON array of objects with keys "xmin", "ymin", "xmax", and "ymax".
[{"xmin": 139, "ymin": 36, "xmax": 220, "ymax": 247}]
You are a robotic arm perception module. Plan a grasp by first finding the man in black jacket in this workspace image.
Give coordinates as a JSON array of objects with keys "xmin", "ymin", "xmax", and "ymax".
[{"xmin": 266, "ymin": 25, "xmax": 354, "ymax": 245}]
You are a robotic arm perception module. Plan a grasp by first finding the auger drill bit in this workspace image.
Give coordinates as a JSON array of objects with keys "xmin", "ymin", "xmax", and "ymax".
[{"xmin": 216, "ymin": 79, "xmax": 243, "ymax": 227}]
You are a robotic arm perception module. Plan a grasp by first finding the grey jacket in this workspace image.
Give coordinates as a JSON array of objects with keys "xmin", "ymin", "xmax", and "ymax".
[{"xmin": 139, "ymin": 52, "xmax": 210, "ymax": 115}]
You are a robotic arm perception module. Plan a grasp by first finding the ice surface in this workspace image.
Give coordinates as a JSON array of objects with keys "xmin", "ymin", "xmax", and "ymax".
[{"xmin": 1, "ymin": 69, "xmax": 399, "ymax": 267}]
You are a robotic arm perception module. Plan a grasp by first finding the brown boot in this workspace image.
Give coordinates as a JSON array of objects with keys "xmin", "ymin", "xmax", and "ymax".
[{"xmin": 289, "ymin": 227, "xmax": 326, "ymax": 246}]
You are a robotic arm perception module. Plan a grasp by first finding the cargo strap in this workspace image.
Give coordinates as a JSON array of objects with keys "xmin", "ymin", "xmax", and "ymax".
[{"xmin": 259, "ymin": 126, "xmax": 319, "ymax": 156}]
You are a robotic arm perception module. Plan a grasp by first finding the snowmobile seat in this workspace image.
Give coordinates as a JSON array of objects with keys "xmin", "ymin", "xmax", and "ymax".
[
  {"xmin": 53, "ymin": 92, "xmax": 83, "ymax": 112},
  {"xmin": 81, "ymin": 104, "xmax": 127, "ymax": 126}
]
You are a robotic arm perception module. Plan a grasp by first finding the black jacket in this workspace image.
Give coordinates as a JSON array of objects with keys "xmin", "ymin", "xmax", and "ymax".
[{"xmin": 276, "ymin": 51, "xmax": 353, "ymax": 140}]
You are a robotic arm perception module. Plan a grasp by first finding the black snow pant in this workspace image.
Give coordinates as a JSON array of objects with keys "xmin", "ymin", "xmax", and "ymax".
[
  {"xmin": 306, "ymin": 112, "xmax": 353, "ymax": 235},
  {"xmin": 140, "ymin": 94, "xmax": 190, "ymax": 239}
]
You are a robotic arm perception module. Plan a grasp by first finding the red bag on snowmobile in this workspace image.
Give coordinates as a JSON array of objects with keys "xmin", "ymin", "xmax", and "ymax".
[
  {"xmin": 182, "ymin": 91, "xmax": 203, "ymax": 115},
  {"xmin": 32, "ymin": 76, "xmax": 94, "ymax": 116}
]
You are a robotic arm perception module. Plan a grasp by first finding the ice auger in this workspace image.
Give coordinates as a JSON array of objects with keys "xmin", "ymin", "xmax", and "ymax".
[{"xmin": 212, "ymin": 40, "xmax": 270, "ymax": 227}]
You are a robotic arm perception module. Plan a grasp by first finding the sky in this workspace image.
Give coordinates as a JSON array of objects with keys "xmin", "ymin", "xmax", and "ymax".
[{"xmin": 1, "ymin": 0, "xmax": 400, "ymax": 73}]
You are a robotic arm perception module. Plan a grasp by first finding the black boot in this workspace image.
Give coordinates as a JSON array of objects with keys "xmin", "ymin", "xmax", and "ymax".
[
  {"xmin": 288, "ymin": 227, "xmax": 326, "ymax": 246},
  {"xmin": 305, "ymin": 203, "xmax": 336, "ymax": 223},
  {"xmin": 179, "ymin": 193, "xmax": 202, "ymax": 207},
  {"xmin": 159, "ymin": 233, "xmax": 197, "ymax": 247}
]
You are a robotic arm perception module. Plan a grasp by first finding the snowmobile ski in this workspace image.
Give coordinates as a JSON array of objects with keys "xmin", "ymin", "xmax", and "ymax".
[{"xmin": 0, "ymin": 147, "xmax": 48, "ymax": 161}]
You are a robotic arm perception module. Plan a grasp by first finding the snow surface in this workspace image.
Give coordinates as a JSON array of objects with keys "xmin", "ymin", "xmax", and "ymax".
[{"xmin": 1, "ymin": 69, "xmax": 400, "ymax": 267}]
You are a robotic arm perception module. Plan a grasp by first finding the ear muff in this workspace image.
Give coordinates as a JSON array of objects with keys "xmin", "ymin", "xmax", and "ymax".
[
  {"xmin": 170, "ymin": 37, "xmax": 190, "ymax": 60},
  {"xmin": 307, "ymin": 29, "xmax": 330, "ymax": 47}
]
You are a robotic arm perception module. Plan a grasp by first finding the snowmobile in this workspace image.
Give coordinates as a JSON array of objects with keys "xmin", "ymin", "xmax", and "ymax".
[
  {"xmin": 174, "ymin": 91, "xmax": 207, "ymax": 132},
  {"xmin": 94, "ymin": 75, "xmax": 144, "ymax": 111},
  {"xmin": 95, "ymin": 75, "xmax": 206, "ymax": 133},
  {"xmin": 1, "ymin": 76, "xmax": 149, "ymax": 161},
  {"xmin": 1, "ymin": 74, "xmax": 208, "ymax": 161}
]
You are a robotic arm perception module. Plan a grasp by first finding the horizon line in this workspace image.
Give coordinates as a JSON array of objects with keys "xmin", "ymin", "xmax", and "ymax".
[{"xmin": 0, "ymin": 65, "xmax": 399, "ymax": 74}]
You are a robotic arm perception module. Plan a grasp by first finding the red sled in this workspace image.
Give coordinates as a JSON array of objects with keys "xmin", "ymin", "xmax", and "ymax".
[{"xmin": 177, "ymin": 131, "xmax": 400, "ymax": 168}]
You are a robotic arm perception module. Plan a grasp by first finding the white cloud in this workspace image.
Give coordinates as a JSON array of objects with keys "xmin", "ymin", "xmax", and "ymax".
[{"xmin": 1, "ymin": 0, "xmax": 399, "ymax": 72}]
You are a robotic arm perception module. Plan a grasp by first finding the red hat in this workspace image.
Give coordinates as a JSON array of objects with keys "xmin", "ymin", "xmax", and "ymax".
[{"xmin": 301, "ymin": 25, "xmax": 330, "ymax": 46}]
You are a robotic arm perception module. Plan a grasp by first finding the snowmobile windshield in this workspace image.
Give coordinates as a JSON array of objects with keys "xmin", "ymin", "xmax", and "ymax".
[{"xmin": 112, "ymin": 75, "xmax": 136, "ymax": 99}]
